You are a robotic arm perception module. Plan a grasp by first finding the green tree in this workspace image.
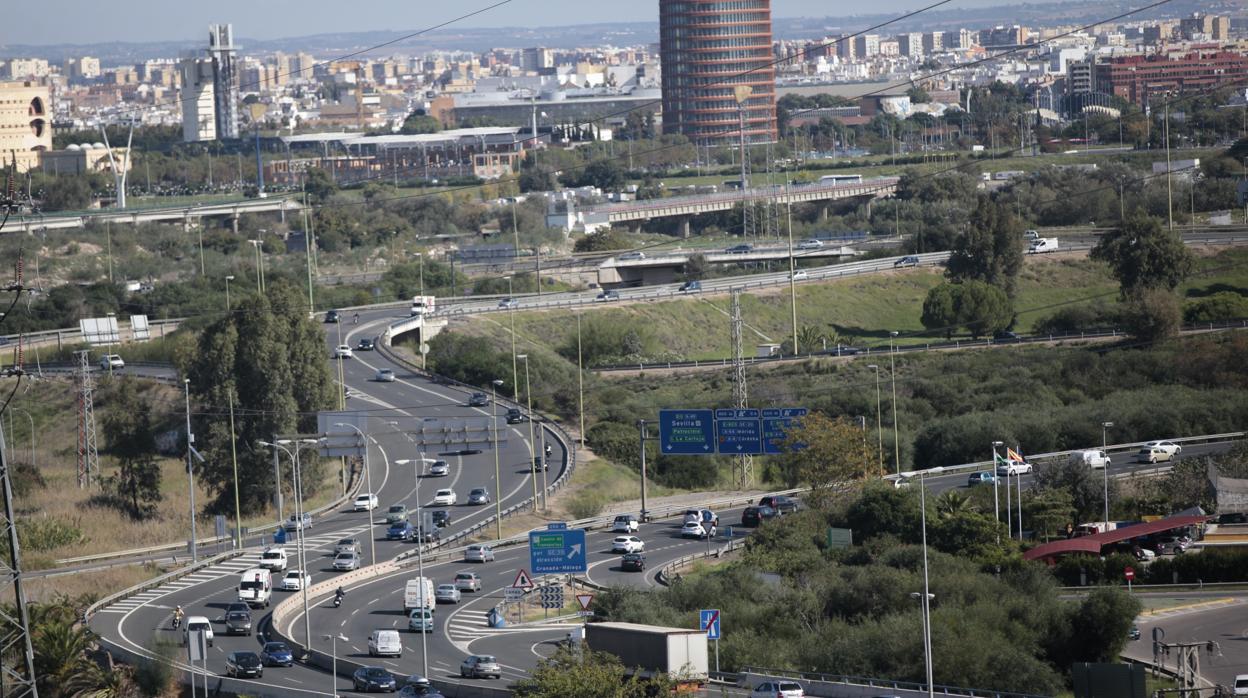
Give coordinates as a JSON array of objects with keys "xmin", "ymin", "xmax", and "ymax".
[
  {"xmin": 38, "ymin": 175, "xmax": 93, "ymax": 211},
  {"xmin": 1090, "ymin": 211, "xmax": 1194, "ymax": 296},
  {"xmin": 1184, "ymin": 291, "xmax": 1248, "ymax": 322},
  {"xmin": 399, "ymin": 111, "xmax": 442, "ymax": 134},
  {"xmin": 956, "ymin": 281, "xmax": 1013, "ymax": 338},
  {"xmin": 945, "ymin": 197, "xmax": 1026, "ymax": 295},
  {"xmin": 303, "ymin": 167, "xmax": 337, "ymax": 203},
  {"xmin": 519, "ymin": 160, "xmax": 557, "ymax": 193},
  {"xmin": 101, "ymin": 378, "xmax": 162, "ymax": 519},
  {"xmin": 580, "ymin": 158, "xmax": 626, "ymax": 191},
  {"xmin": 1120, "ymin": 288, "xmax": 1182, "ymax": 342},
  {"xmin": 573, "ymin": 230, "xmax": 632, "ymax": 253},
  {"xmin": 779, "ymin": 413, "xmax": 876, "ymax": 504},
  {"xmin": 921, "ymin": 283, "xmax": 960, "ymax": 339},
  {"xmin": 514, "ymin": 645, "xmax": 675, "ymax": 697},
  {"xmin": 183, "ymin": 282, "xmax": 336, "ymax": 514}
]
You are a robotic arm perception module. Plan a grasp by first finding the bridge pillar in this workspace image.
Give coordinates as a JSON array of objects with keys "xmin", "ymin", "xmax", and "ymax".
[
  {"xmin": 678, "ymin": 217, "xmax": 691, "ymax": 239},
  {"xmin": 231, "ymin": 214, "xmax": 240, "ymax": 234},
  {"xmin": 819, "ymin": 204, "xmax": 829, "ymax": 222}
]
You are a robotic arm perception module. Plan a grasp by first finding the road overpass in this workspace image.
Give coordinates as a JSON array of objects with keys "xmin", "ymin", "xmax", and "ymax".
[
  {"xmin": 597, "ymin": 243, "xmax": 864, "ymax": 285},
  {"xmin": 5, "ymin": 196, "xmax": 301, "ymax": 233},
  {"xmin": 553, "ymin": 177, "xmax": 900, "ymax": 234}
]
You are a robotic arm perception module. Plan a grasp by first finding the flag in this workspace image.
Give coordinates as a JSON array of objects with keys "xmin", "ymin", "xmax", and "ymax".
[
  {"xmin": 994, "ymin": 452, "xmax": 1008, "ymax": 466},
  {"xmin": 1006, "ymin": 447, "xmax": 1025, "ymax": 463}
]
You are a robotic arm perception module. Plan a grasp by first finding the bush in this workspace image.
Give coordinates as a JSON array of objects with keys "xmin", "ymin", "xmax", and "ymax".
[
  {"xmin": 1033, "ymin": 303, "xmax": 1119, "ymax": 335},
  {"xmin": 585, "ymin": 421, "xmax": 640, "ymax": 468},
  {"xmin": 1184, "ymin": 291, "xmax": 1248, "ymax": 323},
  {"xmin": 1120, "ymin": 290, "xmax": 1182, "ymax": 342},
  {"xmin": 566, "ymin": 490, "xmax": 606, "ymax": 519}
]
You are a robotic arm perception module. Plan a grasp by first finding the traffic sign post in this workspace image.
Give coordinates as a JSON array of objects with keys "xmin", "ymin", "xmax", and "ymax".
[
  {"xmin": 539, "ymin": 585, "xmax": 564, "ymax": 611},
  {"xmin": 700, "ymin": 609, "xmax": 721, "ymax": 672},
  {"xmin": 658, "ymin": 410, "xmax": 715, "ymax": 454},
  {"xmin": 529, "ymin": 528, "xmax": 587, "ymax": 574},
  {"xmin": 576, "ymin": 594, "xmax": 594, "ymax": 617},
  {"xmin": 1124, "ymin": 566, "xmax": 1135, "ymax": 591},
  {"xmin": 503, "ymin": 587, "xmax": 524, "ymax": 603},
  {"xmin": 715, "ymin": 409, "xmax": 762, "ymax": 454}
]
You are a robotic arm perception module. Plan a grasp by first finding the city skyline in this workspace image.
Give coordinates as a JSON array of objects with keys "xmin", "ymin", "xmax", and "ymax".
[{"xmin": 7, "ymin": 0, "xmax": 1024, "ymax": 46}]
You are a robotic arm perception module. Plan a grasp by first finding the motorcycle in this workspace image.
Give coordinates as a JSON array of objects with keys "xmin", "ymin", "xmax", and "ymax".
[
  {"xmin": 333, "ymin": 595, "xmax": 343, "ymax": 608},
  {"xmin": 172, "ymin": 615, "xmax": 182, "ymax": 630}
]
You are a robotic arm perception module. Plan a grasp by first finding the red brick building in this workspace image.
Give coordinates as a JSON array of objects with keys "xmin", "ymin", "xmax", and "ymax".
[{"xmin": 1094, "ymin": 48, "xmax": 1248, "ymax": 107}]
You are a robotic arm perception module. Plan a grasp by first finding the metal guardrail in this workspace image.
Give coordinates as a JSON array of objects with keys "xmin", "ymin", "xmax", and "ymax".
[
  {"xmin": 655, "ymin": 536, "xmax": 746, "ymax": 587},
  {"xmin": 737, "ymin": 667, "xmax": 1051, "ymax": 698},
  {"xmin": 83, "ymin": 549, "xmax": 244, "ymax": 623},
  {"xmin": 1, "ymin": 318, "xmax": 184, "ymax": 351}
]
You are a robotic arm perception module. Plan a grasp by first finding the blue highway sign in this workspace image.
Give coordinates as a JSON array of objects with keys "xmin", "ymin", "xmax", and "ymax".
[
  {"xmin": 715, "ymin": 409, "xmax": 762, "ymax": 454},
  {"xmin": 700, "ymin": 609, "xmax": 721, "ymax": 640},
  {"xmin": 529, "ymin": 527, "xmax": 587, "ymax": 574},
  {"xmin": 762, "ymin": 408, "xmax": 808, "ymax": 455},
  {"xmin": 659, "ymin": 410, "xmax": 715, "ymax": 454}
]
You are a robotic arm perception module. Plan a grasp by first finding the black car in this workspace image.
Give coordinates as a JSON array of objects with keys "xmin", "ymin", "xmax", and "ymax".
[
  {"xmin": 832, "ymin": 345, "xmax": 861, "ymax": 356},
  {"xmin": 226, "ymin": 651, "xmax": 263, "ymax": 679},
  {"xmin": 621, "ymin": 553, "xmax": 646, "ymax": 572},
  {"xmin": 1218, "ymin": 512, "xmax": 1247, "ymax": 524},
  {"xmin": 726, "ymin": 244, "xmax": 753, "ymax": 254},
  {"xmin": 993, "ymin": 330, "xmax": 1021, "ymax": 343},
  {"xmin": 679, "ymin": 280, "xmax": 702, "ymax": 292},
  {"xmin": 324, "ymin": 310, "xmax": 340, "ymax": 323},
  {"xmin": 354, "ymin": 667, "xmax": 398, "ymax": 692},
  {"xmin": 741, "ymin": 507, "xmax": 764, "ymax": 527},
  {"xmin": 357, "ymin": 338, "xmax": 375, "ymax": 351},
  {"xmin": 758, "ymin": 495, "xmax": 799, "ymax": 514},
  {"xmin": 505, "ymin": 407, "xmax": 526, "ymax": 424},
  {"xmin": 894, "ymin": 255, "xmax": 920, "ymax": 268},
  {"xmin": 758, "ymin": 505, "xmax": 780, "ymax": 521},
  {"xmin": 431, "ymin": 510, "xmax": 451, "ymax": 528},
  {"xmin": 417, "ymin": 525, "xmax": 441, "ymax": 543},
  {"xmin": 1128, "ymin": 625, "xmax": 1141, "ymax": 640},
  {"xmin": 225, "ymin": 601, "xmax": 250, "ymax": 615},
  {"xmin": 260, "ymin": 641, "xmax": 294, "ymax": 667},
  {"xmin": 468, "ymin": 392, "xmax": 489, "ymax": 407}
]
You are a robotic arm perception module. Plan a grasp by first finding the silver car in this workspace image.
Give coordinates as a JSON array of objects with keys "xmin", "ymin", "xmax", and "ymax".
[
  {"xmin": 332, "ymin": 551, "xmax": 361, "ymax": 571},
  {"xmin": 435, "ymin": 584, "xmax": 461, "ymax": 604},
  {"xmin": 463, "ymin": 545, "xmax": 495, "ymax": 563},
  {"xmin": 467, "ymin": 488, "xmax": 490, "ymax": 505},
  {"xmin": 460, "ymin": 655, "xmax": 501, "ymax": 680}
]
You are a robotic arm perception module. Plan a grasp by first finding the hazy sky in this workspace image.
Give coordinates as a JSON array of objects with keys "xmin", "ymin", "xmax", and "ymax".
[{"xmin": 5, "ymin": 0, "xmax": 1005, "ymax": 45}]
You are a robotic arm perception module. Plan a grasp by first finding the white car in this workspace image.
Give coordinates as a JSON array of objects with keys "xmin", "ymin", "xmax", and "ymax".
[
  {"xmin": 281, "ymin": 570, "xmax": 311, "ymax": 591},
  {"xmin": 354, "ymin": 493, "xmax": 379, "ymax": 511},
  {"xmin": 611, "ymin": 515, "xmax": 639, "ymax": 533},
  {"xmin": 796, "ymin": 239, "xmax": 823, "ymax": 250},
  {"xmin": 99, "ymin": 354, "xmax": 125, "ymax": 370},
  {"xmin": 259, "ymin": 547, "xmax": 288, "ymax": 572},
  {"xmin": 617, "ymin": 251, "xmax": 646, "ymax": 261},
  {"xmin": 464, "ymin": 544, "xmax": 495, "ymax": 563},
  {"xmin": 333, "ymin": 345, "xmax": 353, "ymax": 359},
  {"xmin": 435, "ymin": 584, "xmax": 462, "ymax": 604},
  {"xmin": 432, "ymin": 488, "xmax": 456, "ymax": 506},
  {"xmin": 681, "ymin": 521, "xmax": 715, "ymax": 539},
  {"xmin": 375, "ymin": 369, "xmax": 396, "ymax": 382},
  {"xmin": 612, "ymin": 536, "xmax": 645, "ymax": 554},
  {"xmin": 790, "ymin": 270, "xmax": 808, "ymax": 280},
  {"xmin": 454, "ymin": 573, "xmax": 482, "ymax": 592},
  {"xmin": 1232, "ymin": 673, "xmax": 1247, "ymax": 696},
  {"xmin": 183, "ymin": 616, "xmax": 214, "ymax": 647},
  {"xmin": 995, "ymin": 461, "xmax": 1034, "ymax": 476},
  {"xmin": 429, "ymin": 460, "xmax": 450, "ymax": 477},
  {"xmin": 1144, "ymin": 440, "xmax": 1182, "ymax": 456},
  {"xmin": 752, "ymin": 680, "xmax": 805, "ymax": 697}
]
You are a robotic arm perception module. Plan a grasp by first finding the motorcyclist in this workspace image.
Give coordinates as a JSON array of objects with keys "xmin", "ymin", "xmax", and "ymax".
[
  {"xmin": 352, "ymin": 312, "xmax": 359, "ymax": 324},
  {"xmin": 335, "ymin": 586, "xmax": 345, "ymax": 602},
  {"xmin": 173, "ymin": 605, "xmax": 185, "ymax": 627}
]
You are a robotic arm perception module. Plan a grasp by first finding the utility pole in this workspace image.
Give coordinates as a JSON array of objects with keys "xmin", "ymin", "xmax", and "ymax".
[
  {"xmin": 731, "ymin": 289, "xmax": 751, "ymax": 488},
  {"xmin": 74, "ymin": 350, "xmax": 99, "ymax": 487}
]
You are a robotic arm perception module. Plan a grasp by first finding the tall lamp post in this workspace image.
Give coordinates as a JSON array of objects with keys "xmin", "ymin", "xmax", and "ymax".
[
  {"xmin": 889, "ymin": 331, "xmax": 901, "ymax": 474},
  {"xmin": 259, "ymin": 439, "xmax": 318, "ymax": 659},
  {"xmin": 991, "ymin": 440, "xmax": 1004, "ymax": 544},
  {"xmin": 335, "ymin": 422, "xmax": 377, "ymax": 565},
  {"xmin": 413, "ymin": 252, "xmax": 424, "ymax": 297},
  {"xmin": 516, "ymin": 354, "xmax": 539, "ymax": 511},
  {"xmin": 224, "ymin": 275, "xmax": 235, "ymax": 312},
  {"xmin": 1101, "ymin": 421, "xmax": 1114, "ymax": 531},
  {"xmin": 900, "ymin": 466, "xmax": 944, "ymax": 698},
  {"xmin": 867, "ymin": 364, "xmax": 883, "ymax": 474},
  {"xmin": 395, "ymin": 457, "xmax": 431, "ymax": 679},
  {"xmin": 247, "ymin": 239, "xmax": 265, "ymax": 293},
  {"xmin": 323, "ymin": 633, "xmax": 348, "ymax": 698},
  {"xmin": 491, "ymin": 379, "xmax": 505, "ymax": 537},
  {"xmin": 506, "ymin": 276, "xmax": 517, "ymax": 400},
  {"xmin": 184, "ymin": 379, "xmax": 198, "ymax": 563}
]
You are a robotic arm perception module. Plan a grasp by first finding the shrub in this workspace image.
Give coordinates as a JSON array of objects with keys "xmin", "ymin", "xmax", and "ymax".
[{"xmin": 1184, "ymin": 291, "xmax": 1248, "ymax": 323}]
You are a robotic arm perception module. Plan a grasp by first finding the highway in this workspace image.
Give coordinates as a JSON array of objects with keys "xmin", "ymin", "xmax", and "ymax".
[{"xmin": 1126, "ymin": 600, "xmax": 1248, "ymax": 689}]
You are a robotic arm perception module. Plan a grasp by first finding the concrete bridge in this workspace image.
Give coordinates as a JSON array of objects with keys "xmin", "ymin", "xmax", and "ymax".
[
  {"xmin": 553, "ymin": 177, "xmax": 900, "ymax": 234},
  {"xmin": 5, "ymin": 196, "xmax": 301, "ymax": 234},
  {"xmin": 598, "ymin": 244, "xmax": 862, "ymax": 286}
]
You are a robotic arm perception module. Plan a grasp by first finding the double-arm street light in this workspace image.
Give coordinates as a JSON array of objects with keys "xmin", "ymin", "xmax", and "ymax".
[
  {"xmin": 516, "ymin": 354, "xmax": 539, "ymax": 512},
  {"xmin": 1102, "ymin": 421, "xmax": 1114, "ymax": 530},
  {"xmin": 394, "ymin": 456, "xmax": 432, "ymax": 680},
  {"xmin": 899, "ymin": 466, "xmax": 944, "ymax": 698},
  {"xmin": 259, "ymin": 438, "xmax": 319, "ymax": 659},
  {"xmin": 335, "ymin": 422, "xmax": 377, "ymax": 565},
  {"xmin": 991, "ymin": 440, "xmax": 1004, "ymax": 544},
  {"xmin": 491, "ymin": 379, "xmax": 505, "ymax": 538},
  {"xmin": 323, "ymin": 633, "xmax": 348, "ymax": 698}
]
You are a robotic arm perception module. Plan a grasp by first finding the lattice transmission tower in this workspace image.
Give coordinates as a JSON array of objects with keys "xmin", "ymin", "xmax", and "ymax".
[
  {"xmin": 75, "ymin": 350, "xmax": 99, "ymax": 487},
  {"xmin": 730, "ymin": 289, "xmax": 752, "ymax": 488}
]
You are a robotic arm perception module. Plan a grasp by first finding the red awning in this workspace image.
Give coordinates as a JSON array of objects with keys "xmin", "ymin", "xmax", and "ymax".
[{"xmin": 1023, "ymin": 514, "xmax": 1208, "ymax": 561}]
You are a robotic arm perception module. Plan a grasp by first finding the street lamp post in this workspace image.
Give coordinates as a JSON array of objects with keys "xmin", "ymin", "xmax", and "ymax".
[
  {"xmin": 889, "ymin": 331, "xmax": 901, "ymax": 474},
  {"xmin": 260, "ymin": 439, "xmax": 318, "ymax": 659},
  {"xmin": 491, "ymin": 379, "xmax": 505, "ymax": 538},
  {"xmin": 183, "ymin": 379, "xmax": 198, "ymax": 563},
  {"xmin": 414, "ymin": 252, "xmax": 424, "ymax": 297},
  {"xmin": 323, "ymin": 633, "xmax": 348, "ymax": 698},
  {"xmin": 506, "ymin": 276, "xmax": 517, "ymax": 400},
  {"xmin": 9, "ymin": 407, "xmax": 34, "ymax": 471},
  {"xmin": 517, "ymin": 354, "xmax": 539, "ymax": 512},
  {"xmin": 901, "ymin": 466, "xmax": 944, "ymax": 698},
  {"xmin": 867, "ymin": 364, "xmax": 883, "ymax": 474},
  {"xmin": 991, "ymin": 440, "xmax": 1004, "ymax": 544},
  {"xmin": 394, "ymin": 457, "xmax": 430, "ymax": 679},
  {"xmin": 224, "ymin": 275, "xmax": 235, "ymax": 312},
  {"xmin": 1102, "ymin": 422, "xmax": 1114, "ymax": 531},
  {"xmin": 247, "ymin": 239, "xmax": 265, "ymax": 293},
  {"xmin": 336, "ymin": 422, "xmax": 377, "ymax": 565}
]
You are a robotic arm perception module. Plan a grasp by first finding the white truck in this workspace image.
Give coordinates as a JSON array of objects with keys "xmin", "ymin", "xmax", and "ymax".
[
  {"xmin": 584, "ymin": 622, "xmax": 709, "ymax": 688},
  {"xmin": 237, "ymin": 568, "xmax": 273, "ymax": 608},
  {"xmin": 1029, "ymin": 238, "xmax": 1059, "ymax": 254},
  {"xmin": 410, "ymin": 296, "xmax": 436, "ymax": 317},
  {"xmin": 403, "ymin": 577, "xmax": 435, "ymax": 612}
]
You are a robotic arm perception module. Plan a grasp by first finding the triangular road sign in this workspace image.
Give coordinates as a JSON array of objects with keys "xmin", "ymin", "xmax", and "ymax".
[
  {"xmin": 511, "ymin": 568, "xmax": 535, "ymax": 590},
  {"xmin": 576, "ymin": 593, "xmax": 593, "ymax": 611}
]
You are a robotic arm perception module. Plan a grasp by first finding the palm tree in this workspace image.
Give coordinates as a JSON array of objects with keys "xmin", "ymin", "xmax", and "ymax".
[
  {"xmin": 934, "ymin": 489, "xmax": 974, "ymax": 518},
  {"xmin": 65, "ymin": 659, "xmax": 135, "ymax": 698},
  {"xmin": 33, "ymin": 620, "xmax": 92, "ymax": 698}
]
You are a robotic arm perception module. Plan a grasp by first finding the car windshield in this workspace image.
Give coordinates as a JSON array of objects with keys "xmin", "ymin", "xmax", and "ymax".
[
  {"xmin": 365, "ymin": 669, "xmax": 388, "ymax": 678},
  {"xmin": 264, "ymin": 643, "xmax": 287, "ymax": 652},
  {"xmin": 389, "ymin": 506, "xmax": 403, "ymax": 512},
  {"xmin": 235, "ymin": 653, "xmax": 260, "ymax": 666},
  {"xmin": 456, "ymin": 574, "xmax": 472, "ymax": 580},
  {"xmin": 228, "ymin": 611, "xmax": 248, "ymax": 620},
  {"xmin": 480, "ymin": 656, "xmax": 496, "ymax": 663},
  {"xmin": 336, "ymin": 552, "xmax": 354, "ymax": 559}
]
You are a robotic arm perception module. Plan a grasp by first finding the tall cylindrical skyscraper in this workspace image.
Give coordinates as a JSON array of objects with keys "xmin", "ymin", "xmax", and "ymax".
[{"xmin": 659, "ymin": 0, "xmax": 777, "ymax": 145}]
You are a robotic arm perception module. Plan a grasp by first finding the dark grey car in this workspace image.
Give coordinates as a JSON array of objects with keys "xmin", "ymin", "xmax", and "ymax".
[{"xmin": 224, "ymin": 610, "xmax": 252, "ymax": 636}]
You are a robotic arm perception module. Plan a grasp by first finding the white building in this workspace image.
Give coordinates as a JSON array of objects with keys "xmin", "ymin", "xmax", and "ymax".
[{"xmin": 179, "ymin": 58, "xmax": 216, "ymax": 142}]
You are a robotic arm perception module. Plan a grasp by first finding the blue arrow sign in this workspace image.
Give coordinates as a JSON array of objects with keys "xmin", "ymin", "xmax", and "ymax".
[
  {"xmin": 762, "ymin": 408, "xmax": 808, "ymax": 455},
  {"xmin": 529, "ymin": 528, "xmax": 587, "ymax": 574},
  {"xmin": 700, "ymin": 609, "xmax": 721, "ymax": 640},
  {"xmin": 659, "ymin": 410, "xmax": 715, "ymax": 454},
  {"xmin": 715, "ymin": 409, "xmax": 762, "ymax": 454}
]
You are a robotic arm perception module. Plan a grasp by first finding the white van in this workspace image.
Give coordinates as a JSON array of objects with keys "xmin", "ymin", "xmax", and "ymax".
[
  {"xmin": 404, "ymin": 577, "xmax": 435, "ymax": 612},
  {"xmin": 259, "ymin": 547, "xmax": 287, "ymax": 572},
  {"xmin": 368, "ymin": 629, "xmax": 403, "ymax": 657},
  {"xmin": 183, "ymin": 615, "xmax": 214, "ymax": 647},
  {"xmin": 1071, "ymin": 450, "xmax": 1110, "ymax": 469},
  {"xmin": 238, "ymin": 568, "xmax": 273, "ymax": 608}
]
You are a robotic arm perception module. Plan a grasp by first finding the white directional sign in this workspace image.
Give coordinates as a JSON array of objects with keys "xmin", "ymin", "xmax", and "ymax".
[{"xmin": 503, "ymin": 587, "xmax": 525, "ymax": 602}]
